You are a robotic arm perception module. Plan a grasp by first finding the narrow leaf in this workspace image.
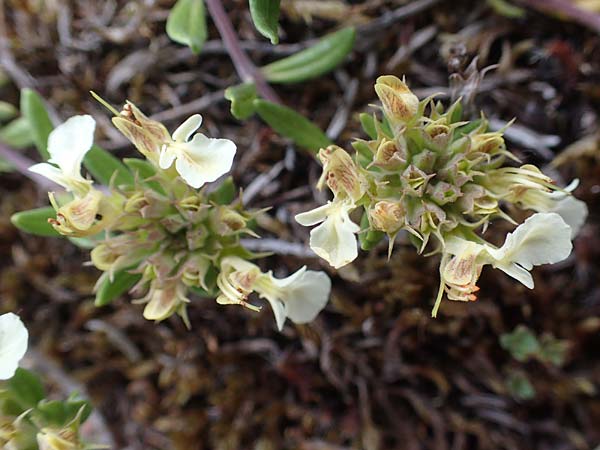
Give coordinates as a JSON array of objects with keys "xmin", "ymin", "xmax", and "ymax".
[
  {"xmin": 0, "ymin": 117, "xmax": 34, "ymax": 149},
  {"xmin": 95, "ymin": 270, "xmax": 141, "ymax": 307},
  {"xmin": 84, "ymin": 145, "xmax": 134, "ymax": 187},
  {"xmin": 0, "ymin": 101, "xmax": 18, "ymax": 121},
  {"xmin": 11, "ymin": 207, "xmax": 61, "ymax": 237},
  {"xmin": 224, "ymin": 83, "xmax": 258, "ymax": 120},
  {"xmin": 253, "ymin": 99, "xmax": 332, "ymax": 153},
  {"xmin": 261, "ymin": 27, "xmax": 356, "ymax": 84},
  {"xmin": 20, "ymin": 88, "xmax": 54, "ymax": 159},
  {"xmin": 166, "ymin": 0, "xmax": 207, "ymax": 54},
  {"xmin": 249, "ymin": 0, "xmax": 281, "ymax": 44}
]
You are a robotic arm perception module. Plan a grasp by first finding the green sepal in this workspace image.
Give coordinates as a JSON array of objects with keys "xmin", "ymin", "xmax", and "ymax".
[
  {"xmin": 20, "ymin": 88, "xmax": 54, "ymax": 159},
  {"xmin": 36, "ymin": 396, "xmax": 92, "ymax": 427},
  {"xmin": 224, "ymin": 83, "xmax": 258, "ymax": 120},
  {"xmin": 359, "ymin": 113, "xmax": 378, "ymax": 140},
  {"xmin": 358, "ymin": 211, "xmax": 384, "ymax": 251},
  {"xmin": 6, "ymin": 368, "xmax": 46, "ymax": 411},
  {"xmin": 253, "ymin": 99, "xmax": 332, "ymax": 153},
  {"xmin": 249, "ymin": 0, "xmax": 281, "ymax": 44},
  {"xmin": 11, "ymin": 207, "xmax": 61, "ymax": 237},
  {"xmin": 208, "ymin": 176, "xmax": 236, "ymax": 205},
  {"xmin": 94, "ymin": 270, "xmax": 141, "ymax": 307},
  {"xmin": 261, "ymin": 27, "xmax": 356, "ymax": 84}
]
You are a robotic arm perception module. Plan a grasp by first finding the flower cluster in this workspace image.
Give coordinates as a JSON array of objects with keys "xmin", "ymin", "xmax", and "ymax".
[
  {"xmin": 29, "ymin": 102, "xmax": 330, "ymax": 330},
  {"xmin": 296, "ymin": 75, "xmax": 587, "ymax": 316}
]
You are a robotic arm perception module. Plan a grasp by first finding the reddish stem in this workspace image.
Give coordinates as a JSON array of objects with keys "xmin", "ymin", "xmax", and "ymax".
[{"xmin": 204, "ymin": 0, "xmax": 281, "ymax": 103}]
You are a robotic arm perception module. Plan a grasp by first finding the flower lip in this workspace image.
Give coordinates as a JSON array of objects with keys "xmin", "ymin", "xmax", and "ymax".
[{"xmin": 159, "ymin": 115, "xmax": 237, "ymax": 189}]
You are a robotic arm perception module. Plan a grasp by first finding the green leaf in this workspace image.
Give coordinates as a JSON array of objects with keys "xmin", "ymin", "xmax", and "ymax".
[
  {"xmin": 261, "ymin": 27, "xmax": 355, "ymax": 84},
  {"xmin": 359, "ymin": 113, "xmax": 378, "ymax": 140},
  {"xmin": 249, "ymin": 0, "xmax": 281, "ymax": 44},
  {"xmin": 253, "ymin": 99, "xmax": 331, "ymax": 153},
  {"xmin": 0, "ymin": 117, "xmax": 34, "ymax": 149},
  {"xmin": 20, "ymin": 88, "xmax": 54, "ymax": 160},
  {"xmin": 224, "ymin": 83, "xmax": 258, "ymax": 120},
  {"xmin": 500, "ymin": 325, "xmax": 541, "ymax": 362},
  {"xmin": 0, "ymin": 101, "xmax": 18, "ymax": 121},
  {"xmin": 95, "ymin": 270, "xmax": 141, "ymax": 307},
  {"xmin": 166, "ymin": 0, "xmax": 207, "ymax": 54},
  {"xmin": 538, "ymin": 334, "xmax": 568, "ymax": 367},
  {"xmin": 84, "ymin": 145, "xmax": 134, "ymax": 187},
  {"xmin": 208, "ymin": 176, "xmax": 236, "ymax": 205},
  {"xmin": 11, "ymin": 207, "xmax": 61, "ymax": 237},
  {"xmin": 6, "ymin": 368, "xmax": 46, "ymax": 410},
  {"xmin": 487, "ymin": 0, "xmax": 526, "ymax": 18},
  {"xmin": 506, "ymin": 371, "xmax": 535, "ymax": 400}
]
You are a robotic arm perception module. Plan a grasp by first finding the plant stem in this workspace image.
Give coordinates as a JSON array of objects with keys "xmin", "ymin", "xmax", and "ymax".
[{"xmin": 204, "ymin": 0, "xmax": 281, "ymax": 104}]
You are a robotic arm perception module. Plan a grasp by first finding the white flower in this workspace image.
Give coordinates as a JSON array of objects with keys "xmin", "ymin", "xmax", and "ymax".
[
  {"xmin": 254, "ymin": 267, "xmax": 331, "ymax": 331},
  {"xmin": 159, "ymin": 114, "xmax": 236, "ymax": 189},
  {"xmin": 295, "ymin": 199, "xmax": 360, "ymax": 269},
  {"xmin": 433, "ymin": 213, "xmax": 573, "ymax": 316},
  {"xmin": 29, "ymin": 115, "xmax": 95, "ymax": 196},
  {"xmin": 216, "ymin": 257, "xmax": 331, "ymax": 330},
  {"xmin": 549, "ymin": 195, "xmax": 587, "ymax": 238},
  {"xmin": 0, "ymin": 313, "xmax": 28, "ymax": 380}
]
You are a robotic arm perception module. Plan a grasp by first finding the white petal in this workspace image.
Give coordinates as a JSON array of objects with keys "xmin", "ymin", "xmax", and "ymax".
[
  {"xmin": 551, "ymin": 196, "xmax": 587, "ymax": 238},
  {"xmin": 159, "ymin": 146, "xmax": 177, "ymax": 170},
  {"xmin": 494, "ymin": 262, "xmax": 534, "ymax": 289},
  {"xmin": 0, "ymin": 313, "xmax": 28, "ymax": 380},
  {"xmin": 490, "ymin": 213, "xmax": 573, "ymax": 269},
  {"xmin": 47, "ymin": 115, "xmax": 95, "ymax": 178},
  {"xmin": 295, "ymin": 202, "xmax": 331, "ymax": 226},
  {"xmin": 174, "ymin": 134, "xmax": 236, "ymax": 188},
  {"xmin": 280, "ymin": 270, "xmax": 331, "ymax": 325},
  {"xmin": 172, "ymin": 114, "xmax": 202, "ymax": 142},
  {"xmin": 268, "ymin": 297, "xmax": 287, "ymax": 331},
  {"xmin": 310, "ymin": 206, "xmax": 359, "ymax": 269},
  {"xmin": 28, "ymin": 162, "xmax": 71, "ymax": 189}
]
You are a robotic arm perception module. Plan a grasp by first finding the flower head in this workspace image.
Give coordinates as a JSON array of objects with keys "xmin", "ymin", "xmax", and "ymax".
[
  {"xmin": 295, "ymin": 199, "xmax": 360, "ymax": 269},
  {"xmin": 159, "ymin": 114, "xmax": 237, "ymax": 189},
  {"xmin": 29, "ymin": 115, "xmax": 95, "ymax": 196},
  {"xmin": 0, "ymin": 313, "xmax": 28, "ymax": 380}
]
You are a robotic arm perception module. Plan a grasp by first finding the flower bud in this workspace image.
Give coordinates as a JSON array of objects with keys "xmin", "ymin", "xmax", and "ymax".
[
  {"xmin": 372, "ymin": 138, "xmax": 406, "ymax": 169},
  {"xmin": 48, "ymin": 190, "xmax": 121, "ymax": 237},
  {"xmin": 469, "ymin": 132, "xmax": 505, "ymax": 155},
  {"xmin": 318, "ymin": 145, "xmax": 365, "ymax": 202},
  {"xmin": 369, "ymin": 201, "xmax": 405, "ymax": 233},
  {"xmin": 112, "ymin": 102, "xmax": 171, "ymax": 165},
  {"xmin": 374, "ymin": 75, "xmax": 419, "ymax": 125},
  {"xmin": 142, "ymin": 281, "xmax": 189, "ymax": 322}
]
